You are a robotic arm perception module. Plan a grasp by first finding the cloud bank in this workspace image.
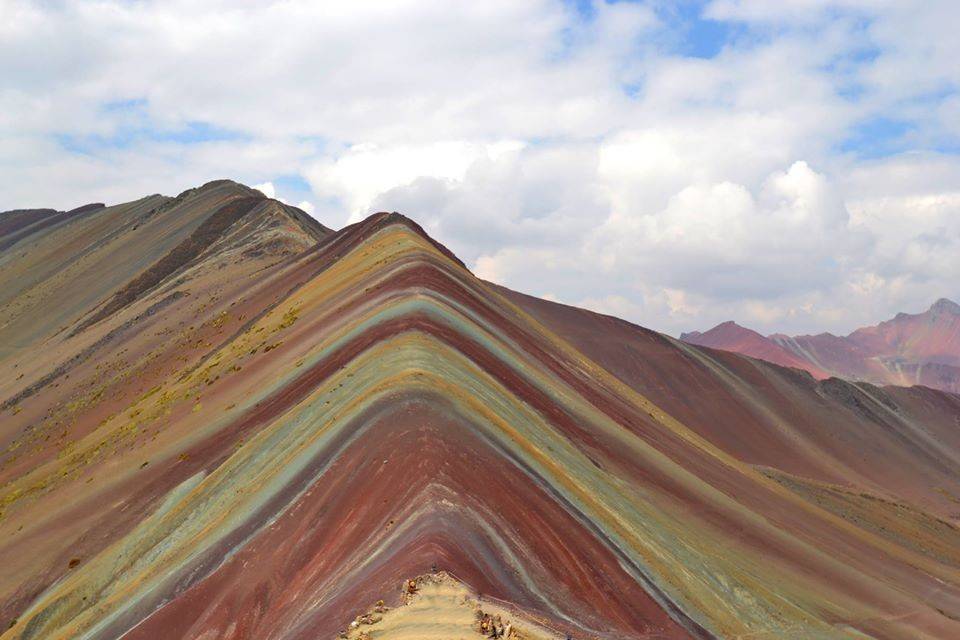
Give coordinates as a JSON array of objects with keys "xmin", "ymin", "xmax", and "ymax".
[{"xmin": 2, "ymin": 0, "xmax": 959, "ymax": 335}]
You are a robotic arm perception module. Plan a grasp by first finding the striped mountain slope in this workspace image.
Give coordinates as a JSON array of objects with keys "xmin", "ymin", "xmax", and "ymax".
[{"xmin": 1, "ymin": 182, "xmax": 960, "ymax": 639}]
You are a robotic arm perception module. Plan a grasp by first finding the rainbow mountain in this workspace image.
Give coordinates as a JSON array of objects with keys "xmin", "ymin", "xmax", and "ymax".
[{"xmin": 2, "ymin": 180, "xmax": 960, "ymax": 639}]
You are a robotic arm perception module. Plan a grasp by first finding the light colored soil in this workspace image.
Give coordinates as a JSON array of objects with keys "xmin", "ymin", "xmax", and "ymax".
[{"xmin": 340, "ymin": 573, "xmax": 564, "ymax": 640}]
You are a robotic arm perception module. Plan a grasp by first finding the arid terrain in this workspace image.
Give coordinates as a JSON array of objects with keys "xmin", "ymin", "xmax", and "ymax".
[
  {"xmin": 3, "ymin": 181, "xmax": 960, "ymax": 639},
  {"xmin": 683, "ymin": 299, "xmax": 960, "ymax": 394}
]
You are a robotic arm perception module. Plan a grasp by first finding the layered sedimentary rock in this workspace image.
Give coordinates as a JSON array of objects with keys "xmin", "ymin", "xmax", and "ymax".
[
  {"xmin": 2, "ymin": 181, "xmax": 960, "ymax": 639},
  {"xmin": 683, "ymin": 300, "xmax": 960, "ymax": 393}
]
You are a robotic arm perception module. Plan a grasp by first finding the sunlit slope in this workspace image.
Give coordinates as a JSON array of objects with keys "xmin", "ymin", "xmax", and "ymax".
[
  {"xmin": 0, "ymin": 179, "xmax": 329, "ymax": 488},
  {"xmin": 503, "ymin": 286, "xmax": 960, "ymax": 518},
  {"xmin": 1, "ymin": 201, "xmax": 960, "ymax": 638}
]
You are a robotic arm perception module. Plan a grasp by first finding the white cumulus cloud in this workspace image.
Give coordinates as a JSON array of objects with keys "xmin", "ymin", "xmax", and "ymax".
[{"xmin": 1, "ymin": 0, "xmax": 959, "ymax": 336}]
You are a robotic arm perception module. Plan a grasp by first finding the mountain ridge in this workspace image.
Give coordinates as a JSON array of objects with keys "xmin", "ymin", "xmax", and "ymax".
[
  {"xmin": 3, "ymin": 181, "xmax": 960, "ymax": 638},
  {"xmin": 684, "ymin": 298, "xmax": 960, "ymax": 393}
]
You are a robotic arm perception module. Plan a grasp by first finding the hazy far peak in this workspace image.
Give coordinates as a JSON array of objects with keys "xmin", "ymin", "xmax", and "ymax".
[
  {"xmin": 929, "ymin": 297, "xmax": 960, "ymax": 315},
  {"xmin": 682, "ymin": 297, "xmax": 960, "ymax": 392}
]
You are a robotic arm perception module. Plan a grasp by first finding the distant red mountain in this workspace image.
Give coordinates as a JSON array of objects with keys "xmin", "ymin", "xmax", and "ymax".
[
  {"xmin": 680, "ymin": 320, "xmax": 832, "ymax": 379},
  {"xmin": 682, "ymin": 298, "xmax": 960, "ymax": 393}
]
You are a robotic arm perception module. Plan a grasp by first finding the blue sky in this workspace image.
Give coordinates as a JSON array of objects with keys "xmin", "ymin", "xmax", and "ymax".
[{"xmin": 2, "ymin": 0, "xmax": 960, "ymax": 336}]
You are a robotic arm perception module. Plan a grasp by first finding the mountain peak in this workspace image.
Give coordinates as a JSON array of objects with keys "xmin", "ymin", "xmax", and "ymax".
[
  {"xmin": 716, "ymin": 319, "xmax": 746, "ymax": 331},
  {"xmin": 680, "ymin": 320, "xmax": 743, "ymax": 341},
  {"xmin": 929, "ymin": 297, "xmax": 960, "ymax": 315}
]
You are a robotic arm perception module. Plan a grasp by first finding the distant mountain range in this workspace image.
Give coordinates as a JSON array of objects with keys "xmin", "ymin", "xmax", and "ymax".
[{"xmin": 682, "ymin": 298, "xmax": 960, "ymax": 393}]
